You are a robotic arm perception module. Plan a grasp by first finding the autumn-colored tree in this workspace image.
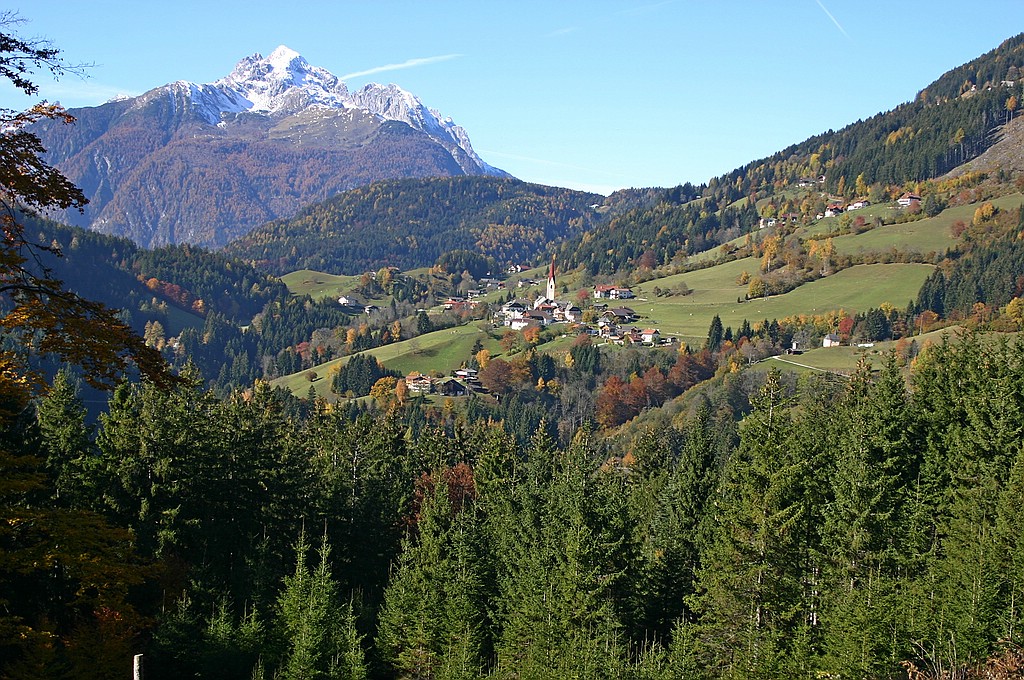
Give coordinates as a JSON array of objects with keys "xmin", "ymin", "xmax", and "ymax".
[
  {"xmin": 818, "ymin": 237, "xmax": 835, "ymax": 275},
  {"xmin": 760, "ymin": 234, "xmax": 779, "ymax": 273},
  {"xmin": 595, "ymin": 376, "xmax": 634, "ymax": 428},
  {"xmin": 479, "ymin": 357, "xmax": 514, "ymax": 394},
  {"xmin": 522, "ymin": 325, "xmax": 541, "ymax": 346},
  {"xmin": 1006, "ymin": 297, "xmax": 1024, "ymax": 327},
  {"xmin": 973, "ymin": 201, "xmax": 996, "ymax": 226},
  {"xmin": 394, "ymin": 378, "xmax": 409, "ymax": 404},
  {"xmin": 370, "ymin": 376, "xmax": 399, "ymax": 409},
  {"xmin": 500, "ymin": 329, "xmax": 518, "ymax": 354},
  {"xmin": 855, "ymin": 173, "xmax": 868, "ymax": 197},
  {"xmin": 638, "ymin": 249, "xmax": 658, "ymax": 270}
]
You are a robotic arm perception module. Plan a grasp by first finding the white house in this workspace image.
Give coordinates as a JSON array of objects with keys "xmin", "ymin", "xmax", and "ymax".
[
  {"xmin": 897, "ymin": 192, "xmax": 922, "ymax": 207},
  {"xmin": 405, "ymin": 372, "xmax": 434, "ymax": 394},
  {"xmin": 593, "ymin": 285, "xmax": 635, "ymax": 300}
]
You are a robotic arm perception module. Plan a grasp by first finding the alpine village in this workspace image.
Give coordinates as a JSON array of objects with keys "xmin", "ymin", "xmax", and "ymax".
[{"xmin": 6, "ymin": 17, "xmax": 1024, "ymax": 680}]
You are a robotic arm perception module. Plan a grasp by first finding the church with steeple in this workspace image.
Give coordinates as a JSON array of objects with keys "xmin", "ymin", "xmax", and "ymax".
[
  {"xmin": 546, "ymin": 255, "xmax": 557, "ymax": 301},
  {"xmin": 501, "ymin": 255, "xmax": 582, "ymax": 327},
  {"xmin": 535, "ymin": 255, "xmax": 558, "ymax": 310}
]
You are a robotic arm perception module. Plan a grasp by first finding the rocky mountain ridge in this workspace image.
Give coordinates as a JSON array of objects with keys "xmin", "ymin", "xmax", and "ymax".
[{"xmin": 32, "ymin": 46, "xmax": 506, "ymax": 248}]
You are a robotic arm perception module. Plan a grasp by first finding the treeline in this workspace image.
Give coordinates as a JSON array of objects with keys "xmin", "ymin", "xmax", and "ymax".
[
  {"xmin": 5, "ymin": 333, "xmax": 1024, "ymax": 678},
  {"xmin": 332, "ymin": 354, "xmax": 401, "ymax": 397},
  {"xmin": 913, "ymin": 202, "xmax": 1024, "ymax": 329},
  {"xmin": 224, "ymin": 176, "xmax": 602, "ymax": 275}
]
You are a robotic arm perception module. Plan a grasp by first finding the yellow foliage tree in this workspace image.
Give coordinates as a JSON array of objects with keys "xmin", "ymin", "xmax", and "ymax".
[{"xmin": 369, "ymin": 376, "xmax": 399, "ymax": 409}]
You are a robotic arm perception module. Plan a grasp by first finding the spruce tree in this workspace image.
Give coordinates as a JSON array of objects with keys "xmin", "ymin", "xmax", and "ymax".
[
  {"xmin": 274, "ymin": 534, "xmax": 366, "ymax": 680},
  {"xmin": 692, "ymin": 369, "xmax": 818, "ymax": 676},
  {"xmin": 35, "ymin": 368, "xmax": 93, "ymax": 507},
  {"xmin": 376, "ymin": 470, "xmax": 488, "ymax": 679}
]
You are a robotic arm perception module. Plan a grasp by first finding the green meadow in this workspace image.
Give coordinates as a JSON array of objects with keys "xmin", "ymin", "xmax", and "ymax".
[
  {"xmin": 826, "ymin": 192, "xmax": 1023, "ymax": 256},
  {"xmin": 634, "ymin": 262, "xmax": 934, "ymax": 345},
  {"xmin": 279, "ymin": 269, "xmax": 362, "ymax": 300},
  {"xmin": 271, "ymin": 321, "xmax": 500, "ymax": 399},
  {"xmin": 162, "ymin": 304, "xmax": 205, "ymax": 336}
]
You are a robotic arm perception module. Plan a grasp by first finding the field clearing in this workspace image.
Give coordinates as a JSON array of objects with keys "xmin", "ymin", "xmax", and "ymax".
[
  {"xmin": 163, "ymin": 305, "xmax": 205, "ymax": 336},
  {"xmin": 809, "ymin": 192, "xmax": 1024, "ymax": 255},
  {"xmin": 830, "ymin": 217, "xmax": 953, "ymax": 255},
  {"xmin": 280, "ymin": 269, "xmax": 362, "ymax": 300},
  {"xmin": 636, "ymin": 263, "xmax": 934, "ymax": 344},
  {"xmin": 272, "ymin": 322, "xmax": 499, "ymax": 398},
  {"xmin": 744, "ymin": 327, "xmax": 960, "ymax": 377},
  {"xmin": 802, "ymin": 205, "xmax": 894, "ymax": 238}
]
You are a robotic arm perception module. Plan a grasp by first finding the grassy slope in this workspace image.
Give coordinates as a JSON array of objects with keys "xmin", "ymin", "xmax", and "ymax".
[
  {"xmin": 270, "ymin": 321, "xmax": 501, "ymax": 399},
  {"xmin": 279, "ymin": 269, "xmax": 362, "ymax": 300},
  {"xmin": 759, "ymin": 327, "xmax": 956, "ymax": 375},
  {"xmin": 824, "ymin": 192, "xmax": 1023, "ymax": 255},
  {"xmin": 634, "ymin": 260, "xmax": 934, "ymax": 345},
  {"xmin": 162, "ymin": 305, "xmax": 205, "ymax": 336}
]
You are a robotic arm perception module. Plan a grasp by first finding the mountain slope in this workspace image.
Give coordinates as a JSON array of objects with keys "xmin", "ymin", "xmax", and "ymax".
[
  {"xmin": 224, "ymin": 176, "xmax": 602, "ymax": 275},
  {"xmin": 32, "ymin": 46, "xmax": 506, "ymax": 248}
]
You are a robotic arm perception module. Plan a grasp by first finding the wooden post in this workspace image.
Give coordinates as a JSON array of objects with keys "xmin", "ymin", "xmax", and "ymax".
[{"xmin": 133, "ymin": 654, "xmax": 144, "ymax": 680}]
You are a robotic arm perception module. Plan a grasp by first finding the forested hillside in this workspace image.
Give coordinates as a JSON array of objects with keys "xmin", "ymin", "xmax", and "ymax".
[
  {"xmin": 11, "ymin": 334, "xmax": 1024, "ymax": 678},
  {"xmin": 26, "ymin": 215, "xmax": 365, "ymax": 395},
  {"xmin": 224, "ymin": 176, "xmax": 602, "ymax": 274}
]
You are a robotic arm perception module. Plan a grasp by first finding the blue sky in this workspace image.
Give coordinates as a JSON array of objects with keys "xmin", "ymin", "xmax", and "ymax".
[{"xmin": 5, "ymin": 1, "xmax": 1024, "ymax": 195}]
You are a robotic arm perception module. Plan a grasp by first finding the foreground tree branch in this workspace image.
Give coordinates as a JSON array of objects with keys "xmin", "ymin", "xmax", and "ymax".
[{"xmin": 0, "ymin": 17, "xmax": 176, "ymax": 400}]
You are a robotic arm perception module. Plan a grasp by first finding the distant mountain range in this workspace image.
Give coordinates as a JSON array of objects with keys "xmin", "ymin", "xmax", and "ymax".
[{"xmin": 32, "ymin": 46, "xmax": 507, "ymax": 248}]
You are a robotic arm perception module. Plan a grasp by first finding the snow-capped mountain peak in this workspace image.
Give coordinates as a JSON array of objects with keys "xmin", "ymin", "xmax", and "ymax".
[
  {"xmin": 149, "ymin": 46, "xmax": 502, "ymax": 176},
  {"xmin": 214, "ymin": 45, "xmax": 348, "ymax": 115},
  {"xmin": 266, "ymin": 45, "xmax": 304, "ymax": 72}
]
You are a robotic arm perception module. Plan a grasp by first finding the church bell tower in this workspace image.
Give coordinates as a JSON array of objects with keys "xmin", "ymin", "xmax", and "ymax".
[{"xmin": 546, "ymin": 256, "xmax": 556, "ymax": 301}]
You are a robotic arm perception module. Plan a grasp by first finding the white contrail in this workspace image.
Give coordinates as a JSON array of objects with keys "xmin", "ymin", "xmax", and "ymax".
[
  {"xmin": 339, "ymin": 54, "xmax": 463, "ymax": 81},
  {"xmin": 814, "ymin": 0, "xmax": 850, "ymax": 39}
]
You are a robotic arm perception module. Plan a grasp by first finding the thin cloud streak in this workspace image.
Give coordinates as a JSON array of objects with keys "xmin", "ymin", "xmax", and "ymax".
[
  {"xmin": 339, "ymin": 54, "xmax": 463, "ymax": 81},
  {"xmin": 814, "ymin": 0, "xmax": 850, "ymax": 40},
  {"xmin": 545, "ymin": 27, "xmax": 579, "ymax": 38}
]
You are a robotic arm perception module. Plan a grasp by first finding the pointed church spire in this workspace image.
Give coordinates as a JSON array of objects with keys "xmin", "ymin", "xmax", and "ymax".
[{"xmin": 546, "ymin": 255, "xmax": 557, "ymax": 301}]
